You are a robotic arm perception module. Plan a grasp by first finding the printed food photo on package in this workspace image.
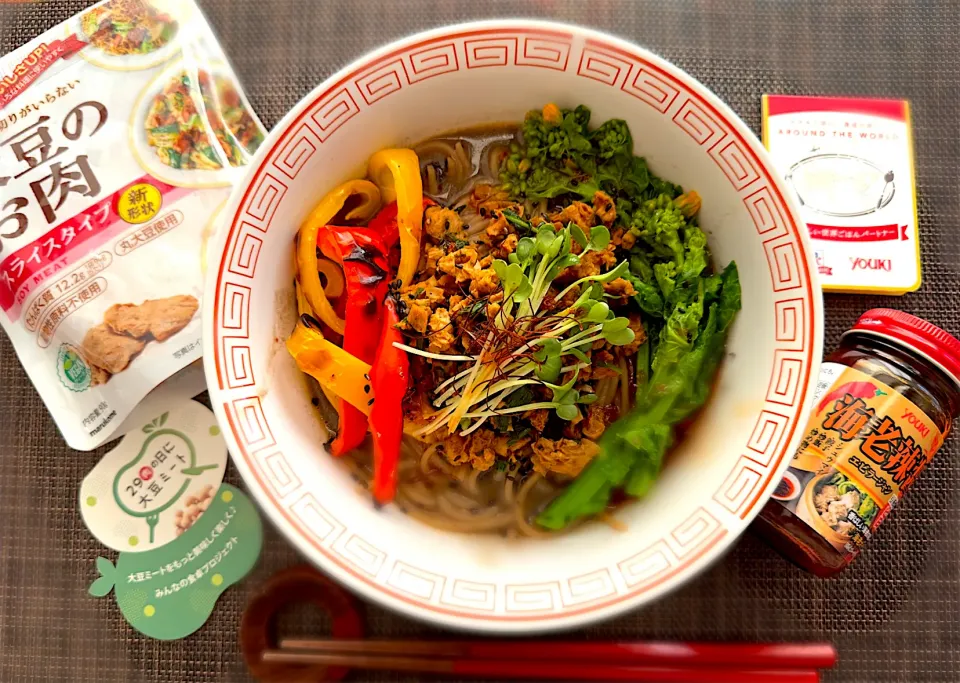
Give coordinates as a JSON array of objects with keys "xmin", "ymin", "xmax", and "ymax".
[
  {"xmin": 81, "ymin": 0, "xmax": 179, "ymax": 57},
  {"xmin": 0, "ymin": 0, "xmax": 266, "ymax": 450},
  {"xmin": 82, "ymin": 294, "xmax": 199, "ymax": 384}
]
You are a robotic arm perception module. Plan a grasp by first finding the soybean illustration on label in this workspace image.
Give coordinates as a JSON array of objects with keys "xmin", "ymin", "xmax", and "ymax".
[
  {"xmin": 89, "ymin": 483, "xmax": 263, "ymax": 640},
  {"xmin": 80, "ymin": 399, "xmax": 227, "ymax": 551}
]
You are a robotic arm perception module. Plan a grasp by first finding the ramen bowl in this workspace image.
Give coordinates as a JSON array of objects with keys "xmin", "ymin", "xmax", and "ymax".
[{"xmin": 203, "ymin": 20, "xmax": 823, "ymax": 632}]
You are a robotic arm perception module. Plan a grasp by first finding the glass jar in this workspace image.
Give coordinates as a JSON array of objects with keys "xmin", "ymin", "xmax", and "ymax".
[{"xmin": 754, "ymin": 309, "xmax": 960, "ymax": 577}]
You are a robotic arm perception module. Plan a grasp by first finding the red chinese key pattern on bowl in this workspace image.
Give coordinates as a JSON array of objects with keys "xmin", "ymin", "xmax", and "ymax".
[{"xmin": 211, "ymin": 27, "xmax": 815, "ymax": 620}]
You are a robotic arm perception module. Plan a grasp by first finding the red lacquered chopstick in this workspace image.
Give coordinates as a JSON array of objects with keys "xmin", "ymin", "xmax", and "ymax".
[
  {"xmin": 279, "ymin": 638, "xmax": 837, "ymax": 669},
  {"xmin": 263, "ymin": 650, "xmax": 820, "ymax": 682}
]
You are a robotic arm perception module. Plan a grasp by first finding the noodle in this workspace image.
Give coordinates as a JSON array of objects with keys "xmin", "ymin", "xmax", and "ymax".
[
  {"xmin": 400, "ymin": 437, "xmax": 423, "ymax": 460},
  {"xmin": 414, "ymin": 139, "xmax": 460, "ymax": 162},
  {"xmin": 597, "ymin": 512, "xmax": 628, "ymax": 532},
  {"xmin": 355, "ymin": 434, "xmax": 574, "ymax": 538},
  {"xmin": 464, "ymin": 468, "xmax": 483, "ymax": 497},
  {"xmin": 437, "ymin": 490, "xmax": 503, "ymax": 522},
  {"xmin": 514, "ymin": 474, "xmax": 557, "ymax": 538},
  {"xmin": 484, "ymin": 142, "xmax": 510, "ymax": 179},
  {"xmin": 415, "ymin": 139, "xmax": 473, "ymax": 195},
  {"xmin": 401, "ymin": 481, "xmax": 440, "ymax": 510},
  {"xmin": 459, "ymin": 207, "xmax": 492, "ymax": 239},
  {"xmin": 501, "ymin": 470, "xmax": 517, "ymax": 506},
  {"xmin": 421, "ymin": 443, "xmax": 470, "ymax": 482},
  {"xmin": 426, "ymin": 165, "xmax": 439, "ymax": 196},
  {"xmin": 442, "ymin": 487, "xmax": 487, "ymax": 511},
  {"xmin": 418, "ymin": 442, "xmax": 442, "ymax": 473},
  {"xmin": 397, "ymin": 458, "xmax": 419, "ymax": 474},
  {"xmin": 400, "ymin": 501, "xmax": 515, "ymax": 533},
  {"xmin": 454, "ymin": 141, "xmax": 471, "ymax": 181}
]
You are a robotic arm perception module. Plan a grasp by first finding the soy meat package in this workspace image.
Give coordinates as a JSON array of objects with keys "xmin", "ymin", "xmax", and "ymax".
[{"xmin": 0, "ymin": 0, "xmax": 265, "ymax": 449}]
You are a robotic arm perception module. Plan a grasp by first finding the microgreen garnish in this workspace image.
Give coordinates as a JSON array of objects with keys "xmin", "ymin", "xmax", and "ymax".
[{"xmin": 395, "ymin": 220, "xmax": 636, "ymax": 436}]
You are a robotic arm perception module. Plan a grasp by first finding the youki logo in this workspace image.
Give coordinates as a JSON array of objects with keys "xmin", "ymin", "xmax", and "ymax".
[
  {"xmin": 815, "ymin": 250, "xmax": 832, "ymax": 276},
  {"xmin": 850, "ymin": 257, "xmax": 892, "ymax": 272}
]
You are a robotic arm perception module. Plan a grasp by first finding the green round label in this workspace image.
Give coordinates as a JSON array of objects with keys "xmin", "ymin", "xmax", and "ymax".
[{"xmin": 57, "ymin": 344, "xmax": 91, "ymax": 392}]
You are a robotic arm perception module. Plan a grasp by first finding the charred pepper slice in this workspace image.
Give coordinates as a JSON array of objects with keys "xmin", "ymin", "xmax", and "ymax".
[
  {"xmin": 369, "ymin": 296, "xmax": 409, "ymax": 504},
  {"xmin": 285, "ymin": 318, "xmax": 374, "ymax": 416},
  {"xmin": 296, "ymin": 179, "xmax": 381, "ymax": 335},
  {"xmin": 316, "ymin": 227, "xmax": 390, "ymax": 456}
]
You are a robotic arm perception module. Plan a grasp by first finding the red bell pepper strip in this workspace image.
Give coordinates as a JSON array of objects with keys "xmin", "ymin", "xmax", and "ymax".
[
  {"xmin": 316, "ymin": 227, "xmax": 390, "ymax": 456},
  {"xmin": 370, "ymin": 296, "xmax": 409, "ymax": 503},
  {"xmin": 367, "ymin": 201, "xmax": 401, "ymax": 250}
]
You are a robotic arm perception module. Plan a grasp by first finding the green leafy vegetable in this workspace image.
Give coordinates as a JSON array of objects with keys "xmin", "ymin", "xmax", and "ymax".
[
  {"xmin": 533, "ymin": 338, "xmax": 563, "ymax": 383},
  {"xmin": 499, "ymin": 104, "xmax": 682, "ymax": 209},
  {"xmin": 504, "ymin": 387, "xmax": 535, "ymax": 409},
  {"xmin": 498, "ymin": 103, "xmax": 745, "ymax": 531},
  {"xmin": 538, "ymin": 263, "xmax": 741, "ymax": 530}
]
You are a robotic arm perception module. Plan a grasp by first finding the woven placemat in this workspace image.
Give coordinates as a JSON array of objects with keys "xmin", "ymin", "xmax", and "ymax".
[{"xmin": 2, "ymin": 1, "xmax": 960, "ymax": 681}]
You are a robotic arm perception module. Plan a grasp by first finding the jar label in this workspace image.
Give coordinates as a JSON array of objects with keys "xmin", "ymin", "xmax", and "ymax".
[{"xmin": 771, "ymin": 362, "xmax": 944, "ymax": 557}]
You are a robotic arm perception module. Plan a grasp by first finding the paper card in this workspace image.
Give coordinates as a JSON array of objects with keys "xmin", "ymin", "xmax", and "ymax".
[
  {"xmin": 80, "ymin": 398, "xmax": 226, "ymax": 551},
  {"xmin": 762, "ymin": 95, "xmax": 920, "ymax": 295},
  {"xmin": 88, "ymin": 483, "xmax": 263, "ymax": 640}
]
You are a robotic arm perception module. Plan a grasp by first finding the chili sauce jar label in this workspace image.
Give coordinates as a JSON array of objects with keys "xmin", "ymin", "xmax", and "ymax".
[{"xmin": 772, "ymin": 362, "xmax": 944, "ymax": 557}]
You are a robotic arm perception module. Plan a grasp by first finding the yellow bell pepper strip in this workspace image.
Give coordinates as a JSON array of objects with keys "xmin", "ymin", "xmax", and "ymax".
[
  {"xmin": 294, "ymin": 279, "xmax": 313, "ymax": 317},
  {"xmin": 367, "ymin": 149, "xmax": 424, "ymax": 286},
  {"xmin": 368, "ymin": 197, "xmax": 437, "ymax": 274},
  {"xmin": 315, "ymin": 259, "xmax": 345, "ymax": 298},
  {"xmin": 286, "ymin": 317, "xmax": 374, "ymax": 418},
  {"xmin": 295, "ymin": 281, "xmax": 342, "ymax": 412},
  {"xmin": 301, "ymin": 179, "xmax": 381, "ymax": 233},
  {"xmin": 297, "ymin": 179, "xmax": 381, "ymax": 335}
]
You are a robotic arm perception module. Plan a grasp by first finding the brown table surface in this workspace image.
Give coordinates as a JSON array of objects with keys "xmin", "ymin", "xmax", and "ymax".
[{"xmin": 2, "ymin": 1, "xmax": 960, "ymax": 681}]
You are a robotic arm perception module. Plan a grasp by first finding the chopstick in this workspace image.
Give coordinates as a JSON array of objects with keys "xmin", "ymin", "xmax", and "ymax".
[
  {"xmin": 278, "ymin": 638, "xmax": 836, "ymax": 669},
  {"xmin": 263, "ymin": 649, "xmax": 821, "ymax": 682},
  {"xmin": 240, "ymin": 566, "xmax": 835, "ymax": 682}
]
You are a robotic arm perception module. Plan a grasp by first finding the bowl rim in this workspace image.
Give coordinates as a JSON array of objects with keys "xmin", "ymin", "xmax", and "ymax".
[{"xmin": 203, "ymin": 18, "xmax": 823, "ymax": 633}]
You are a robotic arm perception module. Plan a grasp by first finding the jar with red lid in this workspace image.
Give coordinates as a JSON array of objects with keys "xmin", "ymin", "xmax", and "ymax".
[{"xmin": 754, "ymin": 309, "xmax": 960, "ymax": 577}]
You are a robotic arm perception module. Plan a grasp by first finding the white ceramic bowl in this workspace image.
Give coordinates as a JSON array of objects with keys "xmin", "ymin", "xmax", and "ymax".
[{"xmin": 203, "ymin": 20, "xmax": 823, "ymax": 633}]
